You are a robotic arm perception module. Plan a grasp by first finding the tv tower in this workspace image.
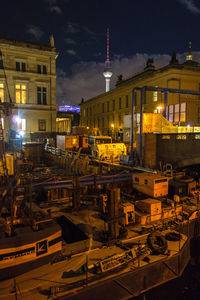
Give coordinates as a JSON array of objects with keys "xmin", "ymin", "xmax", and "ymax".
[{"xmin": 103, "ymin": 28, "xmax": 112, "ymax": 92}]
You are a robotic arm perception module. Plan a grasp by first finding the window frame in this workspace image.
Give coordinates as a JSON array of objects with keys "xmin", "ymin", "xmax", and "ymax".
[{"xmin": 38, "ymin": 119, "xmax": 46, "ymax": 131}]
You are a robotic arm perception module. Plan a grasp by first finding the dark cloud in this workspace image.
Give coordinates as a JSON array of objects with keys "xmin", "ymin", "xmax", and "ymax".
[
  {"xmin": 48, "ymin": 5, "xmax": 63, "ymax": 14},
  {"xmin": 65, "ymin": 22, "xmax": 96, "ymax": 39},
  {"xmin": 66, "ymin": 49, "xmax": 76, "ymax": 56},
  {"xmin": 46, "ymin": 0, "xmax": 63, "ymax": 14},
  {"xmin": 26, "ymin": 25, "xmax": 44, "ymax": 40},
  {"xmin": 64, "ymin": 38, "xmax": 76, "ymax": 44},
  {"xmin": 177, "ymin": 0, "xmax": 200, "ymax": 14}
]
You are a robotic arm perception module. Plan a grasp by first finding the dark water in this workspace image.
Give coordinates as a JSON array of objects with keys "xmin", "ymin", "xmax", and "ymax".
[{"xmin": 133, "ymin": 262, "xmax": 200, "ymax": 300}]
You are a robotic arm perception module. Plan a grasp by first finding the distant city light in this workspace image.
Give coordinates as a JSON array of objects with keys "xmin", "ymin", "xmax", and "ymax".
[{"xmin": 58, "ymin": 105, "xmax": 80, "ymax": 113}]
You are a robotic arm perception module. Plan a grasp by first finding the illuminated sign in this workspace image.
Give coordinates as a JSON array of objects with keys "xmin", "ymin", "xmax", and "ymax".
[{"xmin": 58, "ymin": 105, "xmax": 80, "ymax": 113}]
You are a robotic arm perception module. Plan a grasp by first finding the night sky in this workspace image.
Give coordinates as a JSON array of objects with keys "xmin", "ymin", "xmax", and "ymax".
[{"xmin": 1, "ymin": 0, "xmax": 200, "ymax": 104}]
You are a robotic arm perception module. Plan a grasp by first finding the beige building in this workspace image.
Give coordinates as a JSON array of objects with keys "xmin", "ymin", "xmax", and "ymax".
[
  {"xmin": 0, "ymin": 36, "xmax": 57, "ymax": 139},
  {"xmin": 80, "ymin": 51, "xmax": 200, "ymax": 139}
]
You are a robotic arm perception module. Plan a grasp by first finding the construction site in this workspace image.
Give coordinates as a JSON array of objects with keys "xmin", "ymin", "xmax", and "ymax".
[
  {"xmin": 1, "ymin": 33, "xmax": 200, "ymax": 299},
  {"xmin": 2, "ymin": 92, "xmax": 200, "ymax": 300}
]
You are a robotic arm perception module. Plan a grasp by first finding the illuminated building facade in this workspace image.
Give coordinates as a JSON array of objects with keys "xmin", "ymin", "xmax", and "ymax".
[
  {"xmin": 0, "ymin": 37, "xmax": 57, "ymax": 139},
  {"xmin": 80, "ymin": 51, "xmax": 200, "ymax": 139}
]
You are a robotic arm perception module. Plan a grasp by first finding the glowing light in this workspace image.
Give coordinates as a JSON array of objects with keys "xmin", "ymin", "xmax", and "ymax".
[
  {"xmin": 58, "ymin": 105, "xmax": 80, "ymax": 113},
  {"xmin": 13, "ymin": 116, "xmax": 22, "ymax": 123},
  {"xmin": 156, "ymin": 105, "xmax": 163, "ymax": 113},
  {"xmin": 187, "ymin": 124, "xmax": 190, "ymax": 127},
  {"xmin": 111, "ymin": 124, "xmax": 114, "ymax": 128},
  {"xmin": 86, "ymin": 126, "xmax": 89, "ymax": 130},
  {"xmin": 19, "ymin": 130, "xmax": 25, "ymax": 136}
]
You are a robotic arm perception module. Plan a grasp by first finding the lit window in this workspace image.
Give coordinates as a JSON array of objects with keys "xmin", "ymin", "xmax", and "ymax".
[
  {"xmin": 169, "ymin": 105, "xmax": 174, "ymax": 122},
  {"xmin": 162, "ymin": 135, "xmax": 170, "ymax": 139},
  {"xmin": 0, "ymin": 83, "xmax": 4, "ymax": 102},
  {"xmin": 176, "ymin": 135, "xmax": 186, "ymax": 140},
  {"xmin": 16, "ymin": 118, "xmax": 26, "ymax": 130},
  {"xmin": 37, "ymin": 87, "xmax": 47, "ymax": 105},
  {"xmin": 180, "ymin": 103, "xmax": 186, "ymax": 122},
  {"xmin": 15, "ymin": 84, "xmax": 26, "ymax": 104},
  {"xmin": 174, "ymin": 104, "xmax": 179, "ymax": 123},
  {"xmin": 153, "ymin": 87, "xmax": 158, "ymax": 102},
  {"xmin": 38, "ymin": 120, "xmax": 46, "ymax": 131},
  {"xmin": 195, "ymin": 134, "xmax": 200, "ymax": 139}
]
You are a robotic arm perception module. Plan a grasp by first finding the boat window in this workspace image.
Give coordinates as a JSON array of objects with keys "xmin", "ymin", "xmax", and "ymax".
[{"xmin": 135, "ymin": 177, "xmax": 139, "ymax": 182}]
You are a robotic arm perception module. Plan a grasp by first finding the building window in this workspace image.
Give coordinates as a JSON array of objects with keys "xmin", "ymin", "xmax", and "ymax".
[
  {"xmin": 16, "ymin": 118, "xmax": 26, "ymax": 131},
  {"xmin": 167, "ymin": 103, "xmax": 186, "ymax": 123},
  {"xmin": 180, "ymin": 103, "xmax": 186, "ymax": 122},
  {"xmin": 126, "ymin": 95, "xmax": 129, "ymax": 108},
  {"xmin": 119, "ymin": 97, "xmax": 122, "ymax": 109},
  {"xmin": 38, "ymin": 120, "xmax": 46, "ymax": 131},
  {"xmin": 169, "ymin": 105, "xmax": 174, "ymax": 122},
  {"xmin": 16, "ymin": 84, "xmax": 26, "ymax": 104},
  {"xmin": 22, "ymin": 62, "xmax": 26, "ymax": 72},
  {"xmin": 16, "ymin": 62, "xmax": 26, "ymax": 72},
  {"xmin": 198, "ymin": 83, "xmax": 200, "ymax": 100},
  {"xmin": 37, "ymin": 64, "xmax": 47, "ymax": 74},
  {"xmin": 153, "ymin": 87, "xmax": 158, "ymax": 102},
  {"xmin": 37, "ymin": 87, "xmax": 47, "ymax": 105},
  {"xmin": 43, "ymin": 65, "xmax": 47, "ymax": 74},
  {"xmin": 112, "ymin": 99, "xmax": 115, "ymax": 111},
  {"xmin": 37, "ymin": 65, "xmax": 41, "ymax": 74},
  {"xmin": 174, "ymin": 104, "xmax": 179, "ymax": 123},
  {"xmin": 16, "ymin": 62, "xmax": 20, "ymax": 71},
  {"xmin": 102, "ymin": 103, "xmax": 104, "ymax": 113},
  {"xmin": 0, "ymin": 83, "xmax": 4, "ymax": 102},
  {"xmin": 102, "ymin": 117, "xmax": 104, "ymax": 128},
  {"xmin": 0, "ymin": 58, "xmax": 3, "ymax": 69},
  {"xmin": 107, "ymin": 101, "xmax": 109, "ymax": 112}
]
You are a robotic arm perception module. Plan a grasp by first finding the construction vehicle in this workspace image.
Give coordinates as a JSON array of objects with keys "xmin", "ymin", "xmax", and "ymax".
[{"xmin": 56, "ymin": 134, "xmax": 127, "ymax": 162}]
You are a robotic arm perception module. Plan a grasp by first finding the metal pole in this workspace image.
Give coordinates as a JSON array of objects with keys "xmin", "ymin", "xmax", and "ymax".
[
  {"xmin": 140, "ymin": 89, "xmax": 144, "ymax": 165},
  {"xmin": 163, "ymin": 92, "xmax": 168, "ymax": 118},
  {"xmin": 130, "ymin": 89, "xmax": 136, "ymax": 161}
]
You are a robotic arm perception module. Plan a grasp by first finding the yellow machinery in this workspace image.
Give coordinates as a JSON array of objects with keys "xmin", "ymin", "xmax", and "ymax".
[
  {"xmin": 0, "ymin": 154, "xmax": 14, "ymax": 176},
  {"xmin": 92, "ymin": 143, "xmax": 127, "ymax": 161}
]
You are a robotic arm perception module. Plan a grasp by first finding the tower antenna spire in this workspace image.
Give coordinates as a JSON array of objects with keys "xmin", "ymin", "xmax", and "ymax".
[
  {"xmin": 107, "ymin": 28, "xmax": 110, "ymax": 61},
  {"xmin": 103, "ymin": 28, "xmax": 112, "ymax": 92}
]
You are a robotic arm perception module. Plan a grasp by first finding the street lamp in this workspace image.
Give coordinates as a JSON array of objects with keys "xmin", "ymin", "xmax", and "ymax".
[
  {"xmin": 156, "ymin": 105, "xmax": 163, "ymax": 114},
  {"xmin": 111, "ymin": 123, "xmax": 115, "ymax": 140}
]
